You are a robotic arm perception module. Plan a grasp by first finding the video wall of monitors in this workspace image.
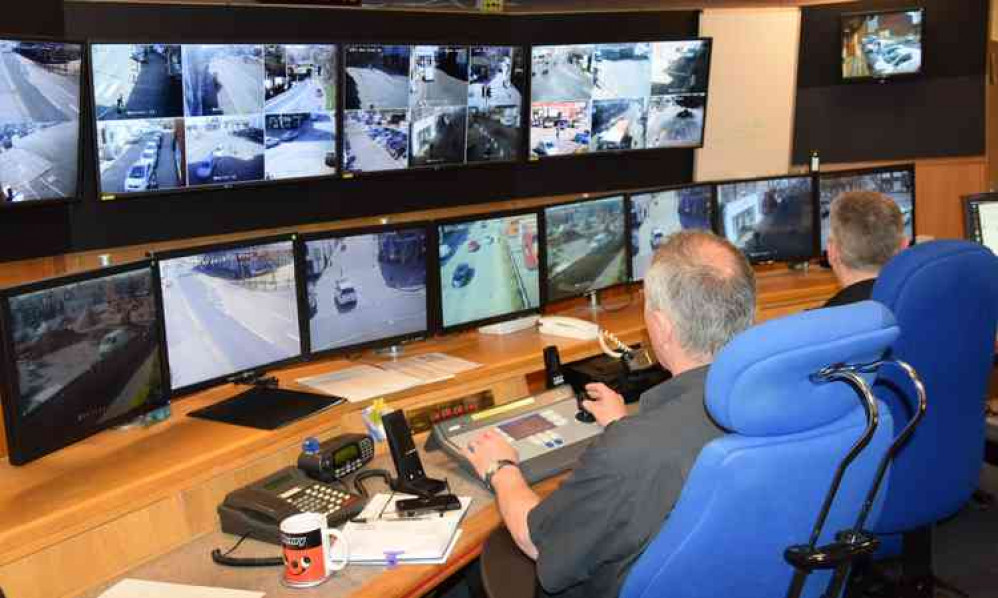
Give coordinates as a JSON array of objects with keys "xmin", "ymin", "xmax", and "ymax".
[
  {"xmin": 343, "ymin": 44, "xmax": 525, "ymax": 173},
  {"xmin": 0, "ymin": 39, "xmax": 83, "ymax": 205},
  {"xmin": 543, "ymin": 195, "xmax": 627, "ymax": 302},
  {"xmin": 717, "ymin": 175, "xmax": 815, "ymax": 264},
  {"xmin": 91, "ymin": 43, "xmax": 338, "ymax": 199},
  {"xmin": 630, "ymin": 184, "xmax": 713, "ymax": 281},
  {"xmin": 818, "ymin": 166, "xmax": 915, "ymax": 251},
  {"xmin": 529, "ymin": 39, "xmax": 710, "ymax": 159},
  {"xmin": 302, "ymin": 225, "xmax": 430, "ymax": 355}
]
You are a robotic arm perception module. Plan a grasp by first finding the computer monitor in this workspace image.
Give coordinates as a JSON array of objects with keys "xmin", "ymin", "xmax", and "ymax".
[
  {"xmin": 343, "ymin": 43, "xmax": 524, "ymax": 173},
  {"xmin": 964, "ymin": 193, "xmax": 998, "ymax": 254},
  {"xmin": 91, "ymin": 43, "xmax": 337, "ymax": 199},
  {"xmin": 0, "ymin": 262, "xmax": 168, "ymax": 465},
  {"xmin": 818, "ymin": 165, "xmax": 915, "ymax": 251},
  {"xmin": 629, "ymin": 184, "xmax": 714, "ymax": 281},
  {"xmin": 542, "ymin": 195, "xmax": 628, "ymax": 302},
  {"xmin": 302, "ymin": 225, "xmax": 430, "ymax": 356},
  {"xmin": 529, "ymin": 39, "xmax": 711, "ymax": 159},
  {"xmin": 717, "ymin": 175, "xmax": 816, "ymax": 264},
  {"xmin": 0, "ymin": 38, "xmax": 83, "ymax": 205},
  {"xmin": 436, "ymin": 211, "xmax": 541, "ymax": 331},
  {"xmin": 156, "ymin": 235, "xmax": 303, "ymax": 394},
  {"xmin": 842, "ymin": 8, "xmax": 923, "ymax": 82}
]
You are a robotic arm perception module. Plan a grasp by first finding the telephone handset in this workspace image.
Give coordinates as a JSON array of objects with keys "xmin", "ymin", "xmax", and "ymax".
[{"xmin": 537, "ymin": 316, "xmax": 601, "ymax": 340}]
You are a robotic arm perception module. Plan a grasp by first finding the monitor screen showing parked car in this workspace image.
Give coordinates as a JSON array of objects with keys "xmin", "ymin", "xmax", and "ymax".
[{"xmin": 841, "ymin": 9, "xmax": 923, "ymax": 81}]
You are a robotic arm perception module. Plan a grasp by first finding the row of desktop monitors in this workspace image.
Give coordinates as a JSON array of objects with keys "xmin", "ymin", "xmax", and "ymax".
[
  {"xmin": 0, "ymin": 165, "xmax": 914, "ymax": 464},
  {"xmin": 0, "ymin": 37, "xmax": 710, "ymax": 205}
]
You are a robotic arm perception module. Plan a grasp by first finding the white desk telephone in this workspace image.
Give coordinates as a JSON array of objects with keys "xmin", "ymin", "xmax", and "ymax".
[{"xmin": 536, "ymin": 317, "xmax": 633, "ymax": 360}]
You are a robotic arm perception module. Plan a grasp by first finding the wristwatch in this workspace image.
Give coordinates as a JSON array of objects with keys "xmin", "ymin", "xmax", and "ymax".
[{"xmin": 484, "ymin": 459, "xmax": 519, "ymax": 491}]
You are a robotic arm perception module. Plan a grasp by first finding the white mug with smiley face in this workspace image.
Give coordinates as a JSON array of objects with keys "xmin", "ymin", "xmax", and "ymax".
[{"xmin": 279, "ymin": 512, "xmax": 349, "ymax": 588}]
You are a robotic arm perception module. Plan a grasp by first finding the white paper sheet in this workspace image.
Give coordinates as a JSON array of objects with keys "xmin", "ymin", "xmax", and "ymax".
[
  {"xmin": 297, "ymin": 364, "xmax": 422, "ymax": 402},
  {"xmin": 99, "ymin": 579, "xmax": 264, "ymax": 598}
]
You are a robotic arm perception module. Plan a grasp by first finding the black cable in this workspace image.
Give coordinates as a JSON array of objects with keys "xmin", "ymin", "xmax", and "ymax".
[
  {"xmin": 210, "ymin": 532, "xmax": 283, "ymax": 568},
  {"xmin": 352, "ymin": 468, "xmax": 394, "ymax": 498}
]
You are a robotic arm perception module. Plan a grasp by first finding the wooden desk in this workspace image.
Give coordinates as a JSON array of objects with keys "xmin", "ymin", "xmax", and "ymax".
[{"xmin": 0, "ymin": 269, "xmax": 838, "ymax": 598}]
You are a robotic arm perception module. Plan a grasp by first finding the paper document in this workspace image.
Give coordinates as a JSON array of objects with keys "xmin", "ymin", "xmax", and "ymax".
[
  {"xmin": 379, "ymin": 353, "xmax": 480, "ymax": 383},
  {"xmin": 98, "ymin": 579, "xmax": 263, "ymax": 598},
  {"xmin": 342, "ymin": 493, "xmax": 472, "ymax": 564},
  {"xmin": 297, "ymin": 364, "xmax": 422, "ymax": 402}
]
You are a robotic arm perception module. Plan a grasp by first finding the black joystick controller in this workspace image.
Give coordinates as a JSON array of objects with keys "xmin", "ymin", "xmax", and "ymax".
[
  {"xmin": 544, "ymin": 344, "xmax": 596, "ymax": 424},
  {"xmin": 575, "ymin": 391, "xmax": 596, "ymax": 424}
]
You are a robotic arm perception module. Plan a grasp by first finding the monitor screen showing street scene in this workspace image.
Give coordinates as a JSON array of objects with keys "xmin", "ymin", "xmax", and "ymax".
[
  {"xmin": 819, "ymin": 168, "xmax": 914, "ymax": 250},
  {"xmin": 0, "ymin": 40, "xmax": 82, "ymax": 204},
  {"xmin": 530, "ymin": 39, "xmax": 710, "ymax": 158},
  {"xmin": 158, "ymin": 239, "xmax": 301, "ymax": 391},
  {"xmin": 842, "ymin": 9, "xmax": 923, "ymax": 80},
  {"xmin": 305, "ymin": 228, "xmax": 428, "ymax": 353},
  {"xmin": 718, "ymin": 176, "xmax": 815, "ymax": 263},
  {"xmin": 92, "ymin": 43, "xmax": 337, "ymax": 199},
  {"xmin": 344, "ymin": 44, "xmax": 524, "ymax": 173},
  {"xmin": 630, "ymin": 185, "xmax": 713, "ymax": 281},
  {"xmin": 544, "ymin": 195, "xmax": 627, "ymax": 302},
  {"xmin": 2, "ymin": 266, "xmax": 164, "ymax": 463},
  {"xmin": 439, "ymin": 213, "xmax": 540, "ymax": 329}
]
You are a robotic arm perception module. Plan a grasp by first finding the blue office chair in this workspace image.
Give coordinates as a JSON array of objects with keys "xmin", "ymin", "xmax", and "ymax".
[
  {"xmin": 620, "ymin": 301, "xmax": 900, "ymax": 598},
  {"xmin": 867, "ymin": 240, "xmax": 998, "ymax": 597}
]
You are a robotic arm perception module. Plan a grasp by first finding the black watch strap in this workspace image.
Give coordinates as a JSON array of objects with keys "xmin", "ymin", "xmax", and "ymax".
[{"xmin": 484, "ymin": 459, "xmax": 519, "ymax": 491}]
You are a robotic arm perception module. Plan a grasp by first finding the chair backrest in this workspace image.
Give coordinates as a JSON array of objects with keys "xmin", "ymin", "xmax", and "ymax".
[
  {"xmin": 870, "ymin": 240, "xmax": 998, "ymax": 533},
  {"xmin": 621, "ymin": 302, "xmax": 899, "ymax": 598}
]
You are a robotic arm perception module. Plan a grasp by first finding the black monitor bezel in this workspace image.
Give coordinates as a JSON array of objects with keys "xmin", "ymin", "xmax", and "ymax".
[
  {"xmin": 962, "ymin": 192, "xmax": 998, "ymax": 245},
  {"xmin": 839, "ymin": 7, "xmax": 925, "ymax": 84},
  {"xmin": 432, "ymin": 207, "xmax": 542, "ymax": 334},
  {"xmin": 539, "ymin": 192, "xmax": 629, "ymax": 305},
  {"xmin": 340, "ymin": 42, "xmax": 528, "ymax": 178},
  {"xmin": 150, "ymin": 232, "xmax": 305, "ymax": 397},
  {"xmin": 625, "ymin": 182, "xmax": 718, "ymax": 283},
  {"xmin": 0, "ymin": 260, "xmax": 170, "ymax": 465},
  {"xmin": 714, "ymin": 173, "xmax": 818, "ymax": 265},
  {"xmin": 527, "ymin": 37, "xmax": 713, "ymax": 162},
  {"xmin": 817, "ymin": 163, "xmax": 917, "ymax": 252},
  {"xmin": 297, "ymin": 221, "xmax": 433, "ymax": 359},
  {"xmin": 0, "ymin": 34, "xmax": 86, "ymax": 210},
  {"xmin": 87, "ymin": 40, "xmax": 342, "ymax": 202}
]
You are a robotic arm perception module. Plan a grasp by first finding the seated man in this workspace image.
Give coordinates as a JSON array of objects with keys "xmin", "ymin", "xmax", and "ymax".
[
  {"xmin": 824, "ymin": 190, "xmax": 907, "ymax": 307},
  {"xmin": 462, "ymin": 230, "xmax": 757, "ymax": 598}
]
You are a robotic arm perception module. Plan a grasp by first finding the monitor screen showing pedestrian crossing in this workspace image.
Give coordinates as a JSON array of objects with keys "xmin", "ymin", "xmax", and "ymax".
[
  {"xmin": 818, "ymin": 166, "xmax": 915, "ymax": 251},
  {"xmin": 543, "ymin": 195, "xmax": 627, "ymax": 302},
  {"xmin": 437, "ymin": 212, "xmax": 541, "ymax": 330},
  {"xmin": 304, "ymin": 226, "xmax": 429, "ymax": 355},
  {"xmin": 629, "ymin": 184, "xmax": 714, "ymax": 281},
  {"xmin": 157, "ymin": 237, "xmax": 302, "ymax": 393},
  {"xmin": 90, "ymin": 43, "xmax": 338, "ymax": 199},
  {"xmin": 717, "ymin": 175, "xmax": 815, "ymax": 264},
  {"xmin": 343, "ymin": 44, "xmax": 525, "ymax": 174},
  {"xmin": 529, "ymin": 39, "xmax": 710, "ymax": 160},
  {"xmin": 0, "ymin": 39, "xmax": 83, "ymax": 205}
]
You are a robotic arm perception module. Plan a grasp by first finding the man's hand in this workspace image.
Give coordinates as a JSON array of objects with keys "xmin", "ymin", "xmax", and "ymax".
[
  {"xmin": 582, "ymin": 383, "xmax": 627, "ymax": 427},
  {"xmin": 461, "ymin": 429, "xmax": 519, "ymax": 480}
]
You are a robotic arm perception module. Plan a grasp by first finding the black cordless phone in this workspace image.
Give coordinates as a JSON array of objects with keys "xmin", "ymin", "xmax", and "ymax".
[{"xmin": 383, "ymin": 409, "xmax": 446, "ymax": 497}]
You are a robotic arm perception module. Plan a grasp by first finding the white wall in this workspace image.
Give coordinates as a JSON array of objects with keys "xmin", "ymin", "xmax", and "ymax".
[{"xmin": 695, "ymin": 8, "xmax": 802, "ymax": 181}]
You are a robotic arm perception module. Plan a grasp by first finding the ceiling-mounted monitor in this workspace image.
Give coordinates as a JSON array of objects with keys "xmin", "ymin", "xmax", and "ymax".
[
  {"xmin": 0, "ymin": 38, "xmax": 83, "ymax": 206},
  {"xmin": 841, "ymin": 8, "xmax": 923, "ymax": 81},
  {"xmin": 529, "ymin": 39, "xmax": 711, "ymax": 159},
  {"xmin": 343, "ymin": 43, "xmax": 525, "ymax": 174},
  {"xmin": 91, "ymin": 43, "xmax": 337, "ymax": 199}
]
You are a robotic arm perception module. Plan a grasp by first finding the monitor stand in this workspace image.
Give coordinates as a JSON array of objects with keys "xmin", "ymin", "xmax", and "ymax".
[
  {"xmin": 376, "ymin": 344, "xmax": 406, "ymax": 359},
  {"xmin": 570, "ymin": 290, "xmax": 633, "ymax": 316},
  {"xmin": 188, "ymin": 385, "xmax": 344, "ymax": 430}
]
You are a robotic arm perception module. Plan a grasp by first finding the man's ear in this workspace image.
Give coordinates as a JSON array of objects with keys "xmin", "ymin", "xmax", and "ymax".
[
  {"xmin": 827, "ymin": 237, "xmax": 840, "ymax": 268},
  {"xmin": 648, "ymin": 308, "xmax": 674, "ymax": 347}
]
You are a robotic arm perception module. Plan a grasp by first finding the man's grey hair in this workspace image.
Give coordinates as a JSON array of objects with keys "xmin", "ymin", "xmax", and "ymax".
[
  {"xmin": 644, "ymin": 230, "xmax": 756, "ymax": 360},
  {"xmin": 829, "ymin": 191, "xmax": 905, "ymax": 272}
]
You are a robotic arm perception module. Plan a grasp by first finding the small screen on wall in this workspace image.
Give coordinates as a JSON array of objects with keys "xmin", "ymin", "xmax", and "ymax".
[
  {"xmin": 91, "ymin": 43, "xmax": 338, "ymax": 199},
  {"xmin": 841, "ymin": 9, "xmax": 923, "ymax": 81},
  {"xmin": 529, "ymin": 39, "xmax": 710, "ymax": 159},
  {"xmin": 0, "ymin": 39, "xmax": 83, "ymax": 205}
]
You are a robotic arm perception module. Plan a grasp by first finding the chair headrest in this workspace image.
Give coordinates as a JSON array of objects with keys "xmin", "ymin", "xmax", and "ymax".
[
  {"xmin": 706, "ymin": 301, "xmax": 899, "ymax": 436},
  {"xmin": 873, "ymin": 240, "xmax": 998, "ymax": 309}
]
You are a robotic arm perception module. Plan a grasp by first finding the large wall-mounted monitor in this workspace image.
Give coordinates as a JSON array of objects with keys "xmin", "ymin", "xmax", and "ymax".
[
  {"xmin": 542, "ymin": 194, "xmax": 627, "ymax": 303},
  {"xmin": 841, "ymin": 8, "xmax": 923, "ymax": 82},
  {"xmin": 629, "ymin": 184, "xmax": 714, "ymax": 281},
  {"xmin": 717, "ymin": 175, "xmax": 815, "ymax": 264},
  {"xmin": 818, "ymin": 165, "xmax": 915, "ymax": 251},
  {"xmin": 964, "ymin": 194, "xmax": 998, "ymax": 254},
  {"xmin": 529, "ymin": 39, "xmax": 710, "ymax": 159},
  {"xmin": 436, "ymin": 211, "xmax": 541, "ymax": 331},
  {"xmin": 0, "ymin": 262, "xmax": 168, "ymax": 465},
  {"xmin": 343, "ymin": 44, "xmax": 525, "ymax": 174},
  {"xmin": 91, "ymin": 43, "xmax": 337, "ymax": 199},
  {"xmin": 0, "ymin": 38, "xmax": 83, "ymax": 206},
  {"xmin": 301, "ymin": 225, "xmax": 430, "ymax": 356},
  {"xmin": 156, "ymin": 235, "xmax": 303, "ymax": 394}
]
